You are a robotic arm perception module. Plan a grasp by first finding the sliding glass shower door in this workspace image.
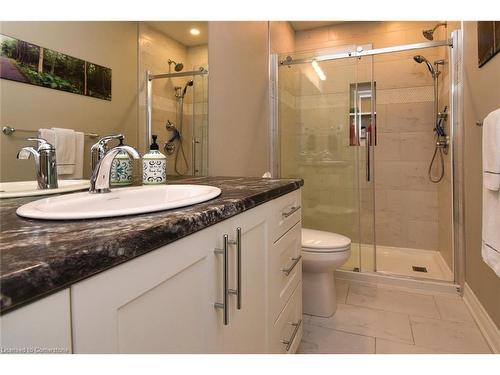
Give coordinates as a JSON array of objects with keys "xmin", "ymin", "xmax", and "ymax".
[{"xmin": 277, "ymin": 52, "xmax": 376, "ymax": 272}]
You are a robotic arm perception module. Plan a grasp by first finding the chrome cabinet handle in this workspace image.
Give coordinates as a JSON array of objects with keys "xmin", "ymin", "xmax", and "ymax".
[
  {"xmin": 281, "ymin": 319, "xmax": 302, "ymax": 352},
  {"xmin": 228, "ymin": 227, "xmax": 242, "ymax": 310},
  {"xmin": 282, "ymin": 205, "xmax": 301, "ymax": 218},
  {"xmin": 214, "ymin": 234, "xmax": 230, "ymax": 326},
  {"xmin": 281, "ymin": 255, "xmax": 302, "ymax": 276}
]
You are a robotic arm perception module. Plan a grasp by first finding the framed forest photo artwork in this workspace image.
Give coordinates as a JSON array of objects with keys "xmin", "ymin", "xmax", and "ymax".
[{"xmin": 0, "ymin": 34, "xmax": 112, "ymax": 100}]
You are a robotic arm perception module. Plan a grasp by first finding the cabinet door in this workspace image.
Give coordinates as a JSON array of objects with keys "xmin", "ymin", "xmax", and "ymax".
[
  {"xmin": 0, "ymin": 289, "xmax": 72, "ymax": 354},
  {"xmin": 71, "ymin": 227, "xmax": 216, "ymax": 353},
  {"xmin": 208, "ymin": 203, "xmax": 269, "ymax": 353}
]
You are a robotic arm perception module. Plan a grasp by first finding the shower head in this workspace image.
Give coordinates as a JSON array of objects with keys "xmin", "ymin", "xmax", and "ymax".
[
  {"xmin": 413, "ymin": 55, "xmax": 436, "ymax": 77},
  {"xmin": 168, "ymin": 59, "xmax": 184, "ymax": 72},
  {"xmin": 422, "ymin": 22, "xmax": 447, "ymax": 40}
]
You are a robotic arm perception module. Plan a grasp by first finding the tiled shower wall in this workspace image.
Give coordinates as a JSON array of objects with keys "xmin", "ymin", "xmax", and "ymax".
[
  {"xmin": 277, "ymin": 22, "xmax": 454, "ymax": 268},
  {"xmin": 138, "ymin": 23, "xmax": 208, "ymax": 176}
]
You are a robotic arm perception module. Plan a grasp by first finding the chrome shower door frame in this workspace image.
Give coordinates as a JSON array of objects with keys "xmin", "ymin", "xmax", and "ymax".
[{"xmin": 270, "ymin": 34, "xmax": 465, "ymax": 292}]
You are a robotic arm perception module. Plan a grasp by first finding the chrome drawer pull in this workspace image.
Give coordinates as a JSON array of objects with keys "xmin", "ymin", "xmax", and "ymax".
[
  {"xmin": 214, "ymin": 234, "xmax": 230, "ymax": 326},
  {"xmin": 228, "ymin": 227, "xmax": 242, "ymax": 310},
  {"xmin": 281, "ymin": 319, "xmax": 302, "ymax": 352},
  {"xmin": 282, "ymin": 205, "xmax": 301, "ymax": 218},
  {"xmin": 281, "ymin": 255, "xmax": 302, "ymax": 276}
]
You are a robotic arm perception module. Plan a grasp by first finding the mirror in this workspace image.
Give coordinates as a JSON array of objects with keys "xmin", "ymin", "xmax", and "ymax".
[
  {"xmin": 138, "ymin": 21, "xmax": 209, "ymax": 177},
  {"xmin": 0, "ymin": 21, "xmax": 209, "ymax": 185}
]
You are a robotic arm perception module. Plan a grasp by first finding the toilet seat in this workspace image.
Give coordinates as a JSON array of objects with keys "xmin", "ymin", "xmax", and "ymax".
[{"xmin": 302, "ymin": 228, "xmax": 351, "ymax": 253}]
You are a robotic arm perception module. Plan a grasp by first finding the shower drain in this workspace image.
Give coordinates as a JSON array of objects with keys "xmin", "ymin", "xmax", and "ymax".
[{"xmin": 412, "ymin": 266, "xmax": 428, "ymax": 273}]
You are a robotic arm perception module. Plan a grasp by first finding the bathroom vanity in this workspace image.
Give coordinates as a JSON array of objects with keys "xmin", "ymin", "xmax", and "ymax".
[{"xmin": 0, "ymin": 177, "xmax": 303, "ymax": 354}]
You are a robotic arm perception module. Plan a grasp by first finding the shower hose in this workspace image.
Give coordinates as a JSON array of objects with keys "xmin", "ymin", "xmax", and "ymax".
[
  {"xmin": 428, "ymin": 134, "xmax": 446, "ymax": 183},
  {"xmin": 174, "ymin": 133, "xmax": 189, "ymax": 176}
]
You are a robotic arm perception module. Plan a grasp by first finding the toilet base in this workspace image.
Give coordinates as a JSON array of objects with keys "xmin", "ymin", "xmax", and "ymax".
[{"xmin": 302, "ymin": 271, "xmax": 337, "ymax": 317}]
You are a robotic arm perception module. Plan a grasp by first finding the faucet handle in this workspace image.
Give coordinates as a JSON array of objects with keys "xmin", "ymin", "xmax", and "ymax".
[
  {"xmin": 96, "ymin": 134, "xmax": 124, "ymax": 146},
  {"xmin": 27, "ymin": 137, "xmax": 55, "ymax": 151}
]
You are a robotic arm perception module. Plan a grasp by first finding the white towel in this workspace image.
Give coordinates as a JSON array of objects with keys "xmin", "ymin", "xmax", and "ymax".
[
  {"xmin": 482, "ymin": 108, "xmax": 500, "ymax": 277},
  {"xmin": 38, "ymin": 128, "xmax": 55, "ymax": 146},
  {"xmin": 482, "ymin": 108, "xmax": 500, "ymax": 191},
  {"xmin": 67, "ymin": 131, "xmax": 84, "ymax": 179},
  {"xmin": 52, "ymin": 128, "xmax": 76, "ymax": 175},
  {"xmin": 39, "ymin": 128, "xmax": 83, "ymax": 178}
]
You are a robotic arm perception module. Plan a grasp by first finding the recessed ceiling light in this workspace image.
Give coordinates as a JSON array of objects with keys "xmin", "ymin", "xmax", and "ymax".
[{"xmin": 190, "ymin": 28, "xmax": 200, "ymax": 36}]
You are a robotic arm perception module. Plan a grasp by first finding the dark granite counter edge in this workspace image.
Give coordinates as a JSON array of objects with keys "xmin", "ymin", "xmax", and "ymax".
[{"xmin": 1, "ymin": 179, "xmax": 303, "ymax": 314}]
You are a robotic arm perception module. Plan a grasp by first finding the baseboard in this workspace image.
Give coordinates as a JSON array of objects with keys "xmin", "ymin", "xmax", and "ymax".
[{"xmin": 463, "ymin": 283, "xmax": 500, "ymax": 353}]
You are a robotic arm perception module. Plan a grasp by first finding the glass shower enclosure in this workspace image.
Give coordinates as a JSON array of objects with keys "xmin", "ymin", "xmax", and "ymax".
[{"xmin": 272, "ymin": 34, "xmax": 462, "ymax": 285}]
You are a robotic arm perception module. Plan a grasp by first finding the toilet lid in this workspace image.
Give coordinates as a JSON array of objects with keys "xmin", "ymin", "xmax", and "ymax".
[{"xmin": 302, "ymin": 228, "xmax": 351, "ymax": 252}]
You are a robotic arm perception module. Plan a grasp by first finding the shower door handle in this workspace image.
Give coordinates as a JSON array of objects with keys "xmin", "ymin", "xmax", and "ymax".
[{"xmin": 366, "ymin": 128, "xmax": 371, "ymax": 182}]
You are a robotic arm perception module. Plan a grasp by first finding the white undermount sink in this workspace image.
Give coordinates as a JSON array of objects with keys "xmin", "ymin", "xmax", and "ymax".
[
  {"xmin": 16, "ymin": 184, "xmax": 222, "ymax": 220},
  {"xmin": 0, "ymin": 179, "xmax": 90, "ymax": 199}
]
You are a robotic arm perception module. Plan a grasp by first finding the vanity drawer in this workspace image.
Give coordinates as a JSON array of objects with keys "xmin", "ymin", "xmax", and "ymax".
[
  {"xmin": 272, "ymin": 189, "xmax": 301, "ymax": 243},
  {"xmin": 271, "ymin": 282, "xmax": 302, "ymax": 354},
  {"xmin": 269, "ymin": 221, "xmax": 302, "ymax": 322}
]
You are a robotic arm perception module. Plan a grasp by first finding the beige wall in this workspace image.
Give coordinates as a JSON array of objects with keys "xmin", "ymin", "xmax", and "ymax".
[
  {"xmin": 0, "ymin": 21, "xmax": 138, "ymax": 181},
  {"xmin": 208, "ymin": 21, "xmax": 270, "ymax": 177},
  {"xmin": 463, "ymin": 21, "xmax": 500, "ymax": 328}
]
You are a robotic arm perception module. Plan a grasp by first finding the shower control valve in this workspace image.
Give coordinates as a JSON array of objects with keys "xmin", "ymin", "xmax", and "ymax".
[{"xmin": 436, "ymin": 136, "xmax": 449, "ymax": 149}]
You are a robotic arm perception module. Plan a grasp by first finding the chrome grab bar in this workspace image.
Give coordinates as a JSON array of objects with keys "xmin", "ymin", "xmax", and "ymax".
[
  {"xmin": 228, "ymin": 227, "xmax": 242, "ymax": 310},
  {"xmin": 282, "ymin": 205, "xmax": 301, "ymax": 219},
  {"xmin": 281, "ymin": 256, "xmax": 302, "ymax": 276},
  {"xmin": 281, "ymin": 319, "xmax": 302, "ymax": 352},
  {"xmin": 214, "ymin": 234, "xmax": 230, "ymax": 326}
]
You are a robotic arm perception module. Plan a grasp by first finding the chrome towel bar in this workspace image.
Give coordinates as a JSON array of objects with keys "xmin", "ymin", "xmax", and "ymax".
[{"xmin": 2, "ymin": 126, "xmax": 99, "ymax": 138}]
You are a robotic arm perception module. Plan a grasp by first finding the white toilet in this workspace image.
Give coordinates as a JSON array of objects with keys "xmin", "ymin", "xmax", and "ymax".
[{"xmin": 301, "ymin": 228, "xmax": 352, "ymax": 317}]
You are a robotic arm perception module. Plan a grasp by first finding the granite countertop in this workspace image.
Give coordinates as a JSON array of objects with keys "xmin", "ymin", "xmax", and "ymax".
[{"xmin": 0, "ymin": 176, "xmax": 303, "ymax": 314}]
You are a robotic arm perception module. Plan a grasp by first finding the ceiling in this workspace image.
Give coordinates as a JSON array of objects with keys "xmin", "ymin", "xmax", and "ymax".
[
  {"xmin": 289, "ymin": 21, "xmax": 347, "ymax": 31},
  {"xmin": 146, "ymin": 21, "xmax": 208, "ymax": 47}
]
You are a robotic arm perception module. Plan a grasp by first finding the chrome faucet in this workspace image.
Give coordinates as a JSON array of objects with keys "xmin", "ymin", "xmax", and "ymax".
[
  {"xmin": 90, "ymin": 134, "xmax": 124, "ymax": 173},
  {"xmin": 89, "ymin": 145, "xmax": 140, "ymax": 194},
  {"xmin": 17, "ymin": 138, "xmax": 58, "ymax": 189}
]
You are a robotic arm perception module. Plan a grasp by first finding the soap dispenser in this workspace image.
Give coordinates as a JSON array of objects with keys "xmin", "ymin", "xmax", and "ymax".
[
  {"xmin": 110, "ymin": 138, "xmax": 133, "ymax": 186},
  {"xmin": 142, "ymin": 135, "xmax": 167, "ymax": 184}
]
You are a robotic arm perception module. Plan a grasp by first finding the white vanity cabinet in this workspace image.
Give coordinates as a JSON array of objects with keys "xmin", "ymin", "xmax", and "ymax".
[
  {"xmin": 0, "ymin": 289, "xmax": 72, "ymax": 354},
  {"xmin": 71, "ymin": 226, "xmax": 217, "ymax": 353},
  {"xmin": 207, "ymin": 203, "xmax": 269, "ymax": 353},
  {"xmin": 5, "ymin": 188, "xmax": 302, "ymax": 354}
]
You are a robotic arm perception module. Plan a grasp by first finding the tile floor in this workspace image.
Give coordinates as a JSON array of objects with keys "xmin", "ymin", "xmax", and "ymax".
[{"xmin": 298, "ymin": 278, "xmax": 492, "ymax": 354}]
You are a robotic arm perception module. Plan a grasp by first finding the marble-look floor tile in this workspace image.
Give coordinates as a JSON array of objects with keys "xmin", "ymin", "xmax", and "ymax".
[
  {"xmin": 335, "ymin": 279, "xmax": 349, "ymax": 304},
  {"xmin": 434, "ymin": 295, "xmax": 474, "ymax": 323},
  {"xmin": 410, "ymin": 316, "xmax": 491, "ymax": 353},
  {"xmin": 346, "ymin": 282, "xmax": 440, "ymax": 319},
  {"xmin": 375, "ymin": 338, "xmax": 451, "ymax": 354},
  {"xmin": 298, "ymin": 323, "xmax": 375, "ymax": 354},
  {"xmin": 309, "ymin": 303, "xmax": 413, "ymax": 344},
  {"xmin": 302, "ymin": 314, "xmax": 312, "ymax": 324}
]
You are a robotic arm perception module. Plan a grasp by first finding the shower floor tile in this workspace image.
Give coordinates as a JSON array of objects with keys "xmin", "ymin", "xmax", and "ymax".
[
  {"xmin": 342, "ymin": 244, "xmax": 453, "ymax": 281},
  {"xmin": 376, "ymin": 245, "xmax": 454, "ymax": 281}
]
